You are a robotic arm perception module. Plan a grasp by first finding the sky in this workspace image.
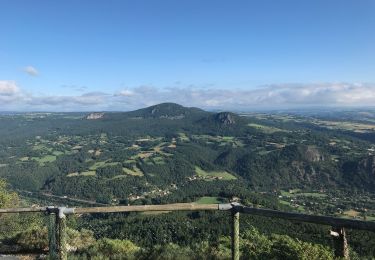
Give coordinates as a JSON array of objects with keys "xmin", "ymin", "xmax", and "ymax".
[{"xmin": 0, "ymin": 0, "xmax": 375, "ymax": 111}]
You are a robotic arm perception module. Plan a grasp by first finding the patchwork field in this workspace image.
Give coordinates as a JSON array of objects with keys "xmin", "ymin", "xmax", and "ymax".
[
  {"xmin": 313, "ymin": 120, "xmax": 375, "ymax": 133},
  {"xmin": 195, "ymin": 166, "xmax": 237, "ymax": 180},
  {"xmin": 248, "ymin": 123, "xmax": 286, "ymax": 134}
]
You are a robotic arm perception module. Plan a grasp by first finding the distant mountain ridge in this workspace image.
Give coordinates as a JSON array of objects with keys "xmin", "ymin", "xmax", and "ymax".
[
  {"xmin": 83, "ymin": 103, "xmax": 245, "ymax": 126},
  {"xmin": 125, "ymin": 103, "xmax": 208, "ymax": 119}
]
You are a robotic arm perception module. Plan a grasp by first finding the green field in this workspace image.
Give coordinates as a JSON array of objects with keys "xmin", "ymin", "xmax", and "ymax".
[
  {"xmin": 178, "ymin": 132, "xmax": 190, "ymax": 141},
  {"xmin": 81, "ymin": 171, "xmax": 96, "ymax": 176},
  {"xmin": 152, "ymin": 156, "xmax": 165, "ymax": 165},
  {"xmin": 32, "ymin": 155, "xmax": 57, "ymax": 165},
  {"xmin": 32, "ymin": 144, "xmax": 53, "ymax": 152},
  {"xmin": 298, "ymin": 192, "xmax": 327, "ymax": 198},
  {"xmin": 67, "ymin": 172, "xmax": 79, "ymax": 177},
  {"xmin": 280, "ymin": 190, "xmax": 326, "ymax": 198},
  {"xmin": 89, "ymin": 161, "xmax": 120, "ymax": 171},
  {"xmin": 52, "ymin": 151, "xmax": 65, "ymax": 156},
  {"xmin": 195, "ymin": 166, "xmax": 237, "ymax": 180},
  {"xmin": 279, "ymin": 200, "xmax": 292, "ymax": 206},
  {"xmin": 248, "ymin": 123, "xmax": 285, "ymax": 133},
  {"xmin": 195, "ymin": 196, "xmax": 221, "ymax": 204},
  {"xmin": 68, "ymin": 171, "xmax": 96, "ymax": 177},
  {"xmin": 123, "ymin": 166, "xmax": 144, "ymax": 176}
]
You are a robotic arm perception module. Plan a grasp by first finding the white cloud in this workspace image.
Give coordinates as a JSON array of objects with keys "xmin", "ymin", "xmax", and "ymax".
[
  {"xmin": 113, "ymin": 83, "xmax": 375, "ymax": 110},
  {"xmin": 0, "ymin": 81, "xmax": 20, "ymax": 96},
  {"xmin": 118, "ymin": 89, "xmax": 134, "ymax": 97},
  {"xmin": 23, "ymin": 66, "xmax": 39, "ymax": 76},
  {"xmin": 2, "ymin": 81, "xmax": 375, "ymax": 111}
]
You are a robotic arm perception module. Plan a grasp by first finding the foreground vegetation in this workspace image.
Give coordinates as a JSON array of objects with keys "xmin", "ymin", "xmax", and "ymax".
[{"xmin": 0, "ymin": 104, "xmax": 375, "ymax": 257}]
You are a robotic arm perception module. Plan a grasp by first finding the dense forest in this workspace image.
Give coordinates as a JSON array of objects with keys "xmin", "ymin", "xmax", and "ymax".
[{"xmin": 0, "ymin": 103, "xmax": 375, "ymax": 258}]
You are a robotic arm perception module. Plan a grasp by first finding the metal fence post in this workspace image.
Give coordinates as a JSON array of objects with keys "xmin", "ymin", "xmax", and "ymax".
[
  {"xmin": 48, "ymin": 212, "xmax": 57, "ymax": 259},
  {"xmin": 331, "ymin": 226, "xmax": 349, "ymax": 259},
  {"xmin": 57, "ymin": 208, "xmax": 67, "ymax": 260},
  {"xmin": 231, "ymin": 208, "xmax": 240, "ymax": 260}
]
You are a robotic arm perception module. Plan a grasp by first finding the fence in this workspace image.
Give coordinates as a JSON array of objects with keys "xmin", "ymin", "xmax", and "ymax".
[{"xmin": 1, "ymin": 203, "xmax": 375, "ymax": 260}]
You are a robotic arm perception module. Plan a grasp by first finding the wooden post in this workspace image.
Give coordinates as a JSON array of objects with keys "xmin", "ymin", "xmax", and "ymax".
[
  {"xmin": 331, "ymin": 226, "xmax": 349, "ymax": 259},
  {"xmin": 231, "ymin": 209, "xmax": 240, "ymax": 260},
  {"xmin": 56, "ymin": 209, "xmax": 67, "ymax": 260},
  {"xmin": 48, "ymin": 213, "xmax": 57, "ymax": 259}
]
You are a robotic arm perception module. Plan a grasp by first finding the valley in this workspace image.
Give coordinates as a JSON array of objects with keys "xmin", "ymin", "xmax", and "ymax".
[{"xmin": 1, "ymin": 103, "xmax": 375, "ymax": 257}]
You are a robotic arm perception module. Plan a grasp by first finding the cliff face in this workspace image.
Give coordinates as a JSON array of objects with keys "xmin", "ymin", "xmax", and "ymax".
[
  {"xmin": 304, "ymin": 146, "xmax": 324, "ymax": 162},
  {"xmin": 360, "ymin": 156, "xmax": 375, "ymax": 175},
  {"xmin": 214, "ymin": 112, "xmax": 236, "ymax": 125},
  {"xmin": 85, "ymin": 113, "xmax": 105, "ymax": 120}
]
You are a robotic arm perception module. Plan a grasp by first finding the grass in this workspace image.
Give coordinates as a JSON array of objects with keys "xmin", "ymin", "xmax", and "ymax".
[
  {"xmin": 152, "ymin": 156, "xmax": 165, "ymax": 165},
  {"xmin": 67, "ymin": 172, "xmax": 79, "ymax": 177},
  {"xmin": 298, "ymin": 192, "xmax": 327, "ymax": 198},
  {"xmin": 88, "ymin": 161, "xmax": 120, "ymax": 170},
  {"xmin": 279, "ymin": 200, "xmax": 291, "ymax": 206},
  {"xmin": 111, "ymin": 175, "xmax": 127, "ymax": 179},
  {"xmin": 124, "ymin": 159, "xmax": 136, "ymax": 164},
  {"xmin": 81, "ymin": 171, "xmax": 96, "ymax": 176},
  {"xmin": 142, "ymin": 158, "xmax": 154, "ymax": 165},
  {"xmin": 191, "ymin": 134, "xmax": 244, "ymax": 148},
  {"xmin": 178, "ymin": 132, "xmax": 190, "ymax": 141},
  {"xmin": 257, "ymin": 150, "xmax": 273, "ymax": 155},
  {"xmin": 132, "ymin": 151, "xmax": 154, "ymax": 160},
  {"xmin": 195, "ymin": 166, "xmax": 237, "ymax": 180},
  {"xmin": 343, "ymin": 209, "xmax": 360, "ymax": 217},
  {"xmin": 195, "ymin": 196, "xmax": 221, "ymax": 204},
  {"xmin": 314, "ymin": 120, "xmax": 375, "ymax": 133},
  {"xmin": 89, "ymin": 161, "xmax": 107, "ymax": 170},
  {"xmin": 32, "ymin": 144, "xmax": 53, "ymax": 152},
  {"xmin": 248, "ymin": 123, "xmax": 285, "ymax": 133},
  {"xmin": 64, "ymin": 150, "xmax": 77, "ymax": 155},
  {"xmin": 365, "ymin": 216, "xmax": 375, "ymax": 221},
  {"xmin": 123, "ymin": 166, "xmax": 144, "ymax": 176},
  {"xmin": 280, "ymin": 190, "xmax": 326, "ymax": 198},
  {"xmin": 52, "ymin": 151, "xmax": 64, "ymax": 156},
  {"xmin": 32, "ymin": 155, "xmax": 57, "ymax": 165},
  {"xmin": 67, "ymin": 171, "xmax": 96, "ymax": 177}
]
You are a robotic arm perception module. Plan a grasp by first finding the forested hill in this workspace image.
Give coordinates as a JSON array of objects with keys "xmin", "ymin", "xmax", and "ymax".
[
  {"xmin": 1, "ymin": 103, "xmax": 375, "ymax": 257},
  {"xmin": 0, "ymin": 104, "xmax": 375, "ymax": 219}
]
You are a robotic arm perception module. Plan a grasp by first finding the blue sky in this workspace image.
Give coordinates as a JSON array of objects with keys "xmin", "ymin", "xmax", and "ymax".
[{"xmin": 0, "ymin": 0, "xmax": 375, "ymax": 111}]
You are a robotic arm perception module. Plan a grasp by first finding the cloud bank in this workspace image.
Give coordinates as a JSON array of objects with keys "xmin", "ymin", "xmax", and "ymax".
[{"xmin": 1, "ymin": 81, "xmax": 375, "ymax": 111}]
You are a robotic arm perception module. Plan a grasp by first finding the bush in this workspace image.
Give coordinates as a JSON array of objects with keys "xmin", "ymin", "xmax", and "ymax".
[
  {"xmin": 86, "ymin": 238, "xmax": 140, "ymax": 259},
  {"xmin": 241, "ymin": 226, "xmax": 334, "ymax": 260}
]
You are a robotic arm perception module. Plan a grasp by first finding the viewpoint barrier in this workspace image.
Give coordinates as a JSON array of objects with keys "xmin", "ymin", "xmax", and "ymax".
[{"xmin": 1, "ymin": 203, "xmax": 375, "ymax": 260}]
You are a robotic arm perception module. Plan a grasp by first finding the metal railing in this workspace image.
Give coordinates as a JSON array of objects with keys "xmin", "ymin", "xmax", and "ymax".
[{"xmin": 1, "ymin": 203, "xmax": 375, "ymax": 260}]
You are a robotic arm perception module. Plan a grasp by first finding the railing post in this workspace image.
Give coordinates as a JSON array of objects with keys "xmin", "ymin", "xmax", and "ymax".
[
  {"xmin": 57, "ymin": 208, "xmax": 67, "ymax": 260},
  {"xmin": 330, "ymin": 226, "xmax": 349, "ymax": 259},
  {"xmin": 231, "ymin": 208, "xmax": 240, "ymax": 260},
  {"xmin": 48, "ymin": 212, "xmax": 57, "ymax": 259}
]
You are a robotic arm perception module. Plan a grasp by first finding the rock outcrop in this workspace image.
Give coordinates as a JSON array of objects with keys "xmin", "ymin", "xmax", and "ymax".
[
  {"xmin": 214, "ymin": 112, "xmax": 236, "ymax": 125},
  {"xmin": 85, "ymin": 113, "xmax": 105, "ymax": 120}
]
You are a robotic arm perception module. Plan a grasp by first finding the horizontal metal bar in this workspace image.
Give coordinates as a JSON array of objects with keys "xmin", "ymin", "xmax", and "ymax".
[
  {"xmin": 0, "ymin": 207, "xmax": 47, "ymax": 213},
  {"xmin": 238, "ymin": 206, "xmax": 375, "ymax": 232},
  {"xmin": 0, "ymin": 203, "xmax": 374, "ymax": 233},
  {"xmin": 74, "ymin": 203, "xmax": 220, "ymax": 214}
]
